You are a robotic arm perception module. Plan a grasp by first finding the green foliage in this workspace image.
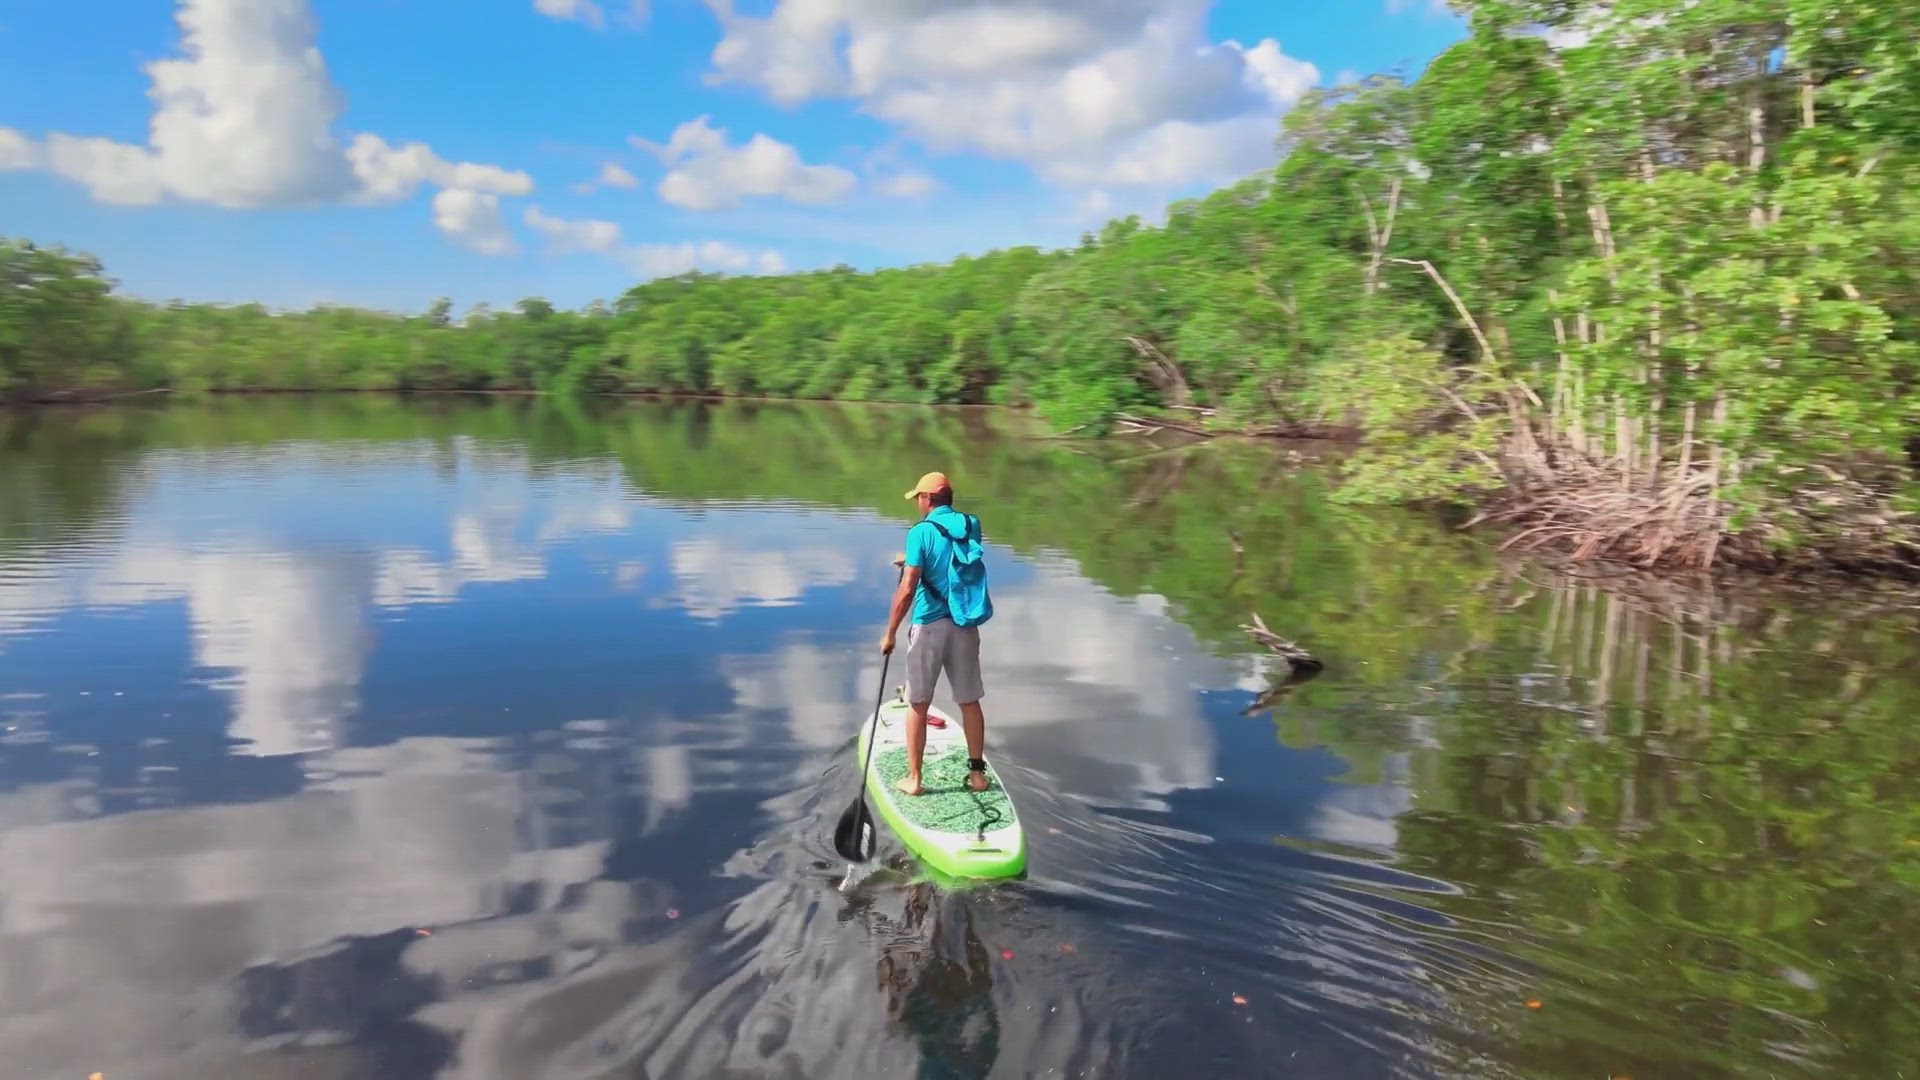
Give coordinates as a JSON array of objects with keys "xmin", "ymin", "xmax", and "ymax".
[
  {"xmin": 0, "ymin": 239, "xmax": 137, "ymax": 397},
  {"xmin": 9, "ymin": 391, "xmax": 1919, "ymax": 1074},
  {"xmin": 5, "ymin": 0, "xmax": 1920, "ymax": 565}
]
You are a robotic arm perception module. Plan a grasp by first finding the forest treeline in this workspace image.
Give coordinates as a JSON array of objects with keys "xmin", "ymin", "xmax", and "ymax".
[{"xmin": 5, "ymin": 0, "xmax": 1918, "ymax": 573}]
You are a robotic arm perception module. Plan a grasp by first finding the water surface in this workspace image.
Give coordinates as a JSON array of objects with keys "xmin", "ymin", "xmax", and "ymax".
[{"xmin": 1, "ymin": 397, "xmax": 1916, "ymax": 1079}]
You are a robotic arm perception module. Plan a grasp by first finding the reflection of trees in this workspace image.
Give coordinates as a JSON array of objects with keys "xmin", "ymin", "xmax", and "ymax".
[
  {"xmin": 7, "ymin": 398, "xmax": 1920, "ymax": 1074},
  {"xmin": 1300, "ymin": 568, "xmax": 1920, "ymax": 1078},
  {"xmin": 0, "ymin": 409, "xmax": 154, "ymax": 553}
]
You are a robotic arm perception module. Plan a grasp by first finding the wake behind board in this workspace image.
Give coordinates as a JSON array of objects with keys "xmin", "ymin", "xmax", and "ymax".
[{"xmin": 857, "ymin": 697, "xmax": 1026, "ymax": 881}]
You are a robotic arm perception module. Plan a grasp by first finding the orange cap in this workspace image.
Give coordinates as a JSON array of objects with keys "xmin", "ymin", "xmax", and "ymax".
[{"xmin": 904, "ymin": 471, "xmax": 951, "ymax": 500}]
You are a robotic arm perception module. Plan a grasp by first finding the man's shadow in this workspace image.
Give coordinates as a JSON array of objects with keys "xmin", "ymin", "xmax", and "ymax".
[{"xmin": 854, "ymin": 875, "xmax": 1003, "ymax": 1079}]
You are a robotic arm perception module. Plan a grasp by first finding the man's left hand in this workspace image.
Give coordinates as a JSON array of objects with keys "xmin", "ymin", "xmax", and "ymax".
[{"xmin": 880, "ymin": 631, "xmax": 896, "ymax": 655}]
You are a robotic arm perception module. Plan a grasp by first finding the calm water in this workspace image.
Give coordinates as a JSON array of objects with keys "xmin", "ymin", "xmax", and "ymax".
[{"xmin": 2, "ymin": 397, "xmax": 1917, "ymax": 1080}]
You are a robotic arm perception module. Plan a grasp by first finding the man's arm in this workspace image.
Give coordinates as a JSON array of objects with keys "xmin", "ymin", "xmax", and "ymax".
[
  {"xmin": 883, "ymin": 526, "xmax": 924, "ymax": 652},
  {"xmin": 884, "ymin": 564, "xmax": 919, "ymax": 651}
]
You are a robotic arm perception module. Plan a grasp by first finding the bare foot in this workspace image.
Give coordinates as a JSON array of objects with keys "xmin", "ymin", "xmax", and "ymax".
[
  {"xmin": 894, "ymin": 775, "xmax": 924, "ymax": 797},
  {"xmin": 966, "ymin": 770, "xmax": 989, "ymax": 793}
]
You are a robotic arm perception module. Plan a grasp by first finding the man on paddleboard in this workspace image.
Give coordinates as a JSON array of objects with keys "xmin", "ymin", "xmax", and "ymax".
[{"xmin": 880, "ymin": 471, "xmax": 991, "ymax": 797}]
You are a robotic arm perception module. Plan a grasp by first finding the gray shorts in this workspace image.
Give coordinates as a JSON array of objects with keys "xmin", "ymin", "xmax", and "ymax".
[{"xmin": 905, "ymin": 618, "xmax": 984, "ymax": 705}]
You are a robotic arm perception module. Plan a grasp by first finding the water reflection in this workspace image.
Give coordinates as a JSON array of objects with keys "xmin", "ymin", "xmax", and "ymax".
[
  {"xmin": 668, "ymin": 533, "xmax": 860, "ymax": 620},
  {"xmin": 0, "ymin": 399, "xmax": 1914, "ymax": 1079}
]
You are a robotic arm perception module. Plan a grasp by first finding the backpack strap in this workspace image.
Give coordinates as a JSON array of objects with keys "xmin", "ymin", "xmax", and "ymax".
[
  {"xmin": 911, "ymin": 515, "xmax": 974, "ymax": 544},
  {"xmin": 917, "ymin": 517, "xmax": 969, "ymax": 542},
  {"xmin": 906, "ymin": 514, "xmax": 976, "ymax": 602}
]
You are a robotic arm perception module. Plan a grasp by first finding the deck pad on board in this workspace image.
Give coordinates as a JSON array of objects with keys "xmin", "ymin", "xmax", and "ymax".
[{"xmin": 859, "ymin": 699, "xmax": 1025, "ymax": 880}]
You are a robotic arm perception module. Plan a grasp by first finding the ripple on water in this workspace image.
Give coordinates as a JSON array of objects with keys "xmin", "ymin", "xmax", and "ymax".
[{"xmin": 6, "ymin": 400, "xmax": 1907, "ymax": 1080}]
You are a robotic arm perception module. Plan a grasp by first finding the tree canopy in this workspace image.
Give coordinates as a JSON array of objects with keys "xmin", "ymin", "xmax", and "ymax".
[{"xmin": 6, "ymin": 0, "xmax": 1918, "ymax": 571}]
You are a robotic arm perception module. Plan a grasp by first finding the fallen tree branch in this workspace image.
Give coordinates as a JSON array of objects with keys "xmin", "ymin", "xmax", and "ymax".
[
  {"xmin": 1239, "ymin": 612, "xmax": 1324, "ymax": 673},
  {"xmin": 1240, "ymin": 668, "xmax": 1322, "ymax": 717},
  {"xmin": 1113, "ymin": 411, "xmax": 1216, "ymax": 439},
  {"xmin": 1039, "ymin": 421, "xmax": 1094, "ymax": 440},
  {"xmin": 1238, "ymin": 615, "xmax": 1323, "ymax": 715}
]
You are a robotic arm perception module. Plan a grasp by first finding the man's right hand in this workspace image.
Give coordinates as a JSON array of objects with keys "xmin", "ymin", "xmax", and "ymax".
[{"xmin": 891, "ymin": 552, "xmax": 905, "ymax": 568}]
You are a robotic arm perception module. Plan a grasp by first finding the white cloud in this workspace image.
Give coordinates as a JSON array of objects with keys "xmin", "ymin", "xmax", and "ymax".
[
  {"xmin": 535, "ymin": 0, "xmax": 605, "ymax": 28},
  {"xmin": 701, "ymin": 0, "xmax": 1318, "ymax": 191},
  {"xmin": 1071, "ymin": 187, "xmax": 1116, "ymax": 223},
  {"xmin": 0, "ymin": 445, "xmax": 642, "ymax": 754},
  {"xmin": 871, "ymin": 169, "xmax": 938, "ymax": 199},
  {"xmin": 55, "ymin": 0, "xmax": 358, "ymax": 208},
  {"xmin": 0, "ymin": 543, "xmax": 373, "ymax": 757},
  {"xmin": 525, "ymin": 206, "xmax": 625, "ymax": 254},
  {"xmin": 0, "ymin": 735, "xmax": 620, "ymax": 1078},
  {"xmin": 572, "ymin": 161, "xmax": 642, "ymax": 195},
  {"xmin": 1238, "ymin": 37, "xmax": 1319, "ymax": 107},
  {"xmin": 667, "ymin": 536, "xmax": 856, "ymax": 619},
  {"xmin": 635, "ymin": 115, "xmax": 858, "ymax": 211},
  {"xmin": 1045, "ymin": 114, "xmax": 1281, "ymax": 188},
  {"xmin": 722, "ymin": 639, "xmax": 858, "ymax": 750},
  {"xmin": 1310, "ymin": 773, "xmax": 1414, "ymax": 849},
  {"xmin": 374, "ymin": 512, "xmax": 545, "ymax": 606},
  {"xmin": 347, "ymin": 134, "xmax": 534, "ymax": 202},
  {"xmin": 597, "ymin": 161, "xmax": 639, "ymax": 189},
  {"xmin": 535, "ymin": 0, "xmax": 649, "ymax": 30},
  {"xmin": 523, "ymin": 205, "xmax": 789, "ymax": 279},
  {"xmin": 629, "ymin": 241, "xmax": 789, "ymax": 278},
  {"xmin": 41, "ymin": 134, "xmax": 170, "ymax": 205},
  {"xmin": 434, "ymin": 189, "xmax": 518, "ymax": 255},
  {"xmin": 0, "ymin": 127, "xmax": 39, "ymax": 170},
  {"xmin": 12, "ymin": 0, "xmax": 532, "ymax": 252}
]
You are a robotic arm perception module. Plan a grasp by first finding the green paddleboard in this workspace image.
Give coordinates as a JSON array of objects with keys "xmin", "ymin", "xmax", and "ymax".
[{"xmin": 857, "ymin": 697, "xmax": 1026, "ymax": 881}]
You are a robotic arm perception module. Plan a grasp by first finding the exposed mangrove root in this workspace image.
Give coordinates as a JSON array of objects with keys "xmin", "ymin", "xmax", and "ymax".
[{"xmin": 1476, "ymin": 451, "xmax": 1920, "ymax": 579}]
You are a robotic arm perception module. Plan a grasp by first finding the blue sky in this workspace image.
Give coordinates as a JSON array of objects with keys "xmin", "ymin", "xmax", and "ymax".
[{"xmin": 0, "ymin": 0, "xmax": 1465, "ymax": 313}]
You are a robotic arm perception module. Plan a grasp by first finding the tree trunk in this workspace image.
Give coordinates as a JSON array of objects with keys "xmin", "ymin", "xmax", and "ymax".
[
  {"xmin": 1383, "ymin": 259, "xmax": 1499, "ymax": 365},
  {"xmin": 1749, "ymin": 44, "xmax": 1769, "ymax": 231},
  {"xmin": 1124, "ymin": 335, "xmax": 1192, "ymax": 407},
  {"xmin": 1360, "ymin": 178, "xmax": 1403, "ymax": 298},
  {"xmin": 1548, "ymin": 290, "xmax": 1571, "ymax": 450}
]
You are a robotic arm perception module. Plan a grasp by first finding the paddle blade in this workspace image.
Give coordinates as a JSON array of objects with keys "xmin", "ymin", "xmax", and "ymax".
[{"xmin": 833, "ymin": 799, "xmax": 876, "ymax": 862}]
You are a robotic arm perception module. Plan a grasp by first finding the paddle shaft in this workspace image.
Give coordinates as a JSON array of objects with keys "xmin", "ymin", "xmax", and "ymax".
[{"xmin": 848, "ymin": 563, "xmax": 905, "ymax": 859}]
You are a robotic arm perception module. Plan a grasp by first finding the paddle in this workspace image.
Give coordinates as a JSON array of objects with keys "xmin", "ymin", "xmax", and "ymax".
[{"xmin": 834, "ymin": 564, "xmax": 903, "ymax": 863}]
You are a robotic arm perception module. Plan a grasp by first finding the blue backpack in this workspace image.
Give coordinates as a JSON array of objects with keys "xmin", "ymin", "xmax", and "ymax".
[{"xmin": 914, "ymin": 513, "xmax": 993, "ymax": 628}]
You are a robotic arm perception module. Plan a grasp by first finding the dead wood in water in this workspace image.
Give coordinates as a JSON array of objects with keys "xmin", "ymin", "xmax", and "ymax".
[
  {"xmin": 1114, "ymin": 412, "xmax": 1216, "ymax": 439},
  {"xmin": 1125, "ymin": 453, "xmax": 1191, "ymax": 511},
  {"xmin": 1240, "ymin": 612, "xmax": 1324, "ymax": 673},
  {"xmin": 1241, "ymin": 669, "xmax": 1322, "ymax": 716},
  {"xmin": 1239, "ymin": 612, "xmax": 1324, "ymax": 715}
]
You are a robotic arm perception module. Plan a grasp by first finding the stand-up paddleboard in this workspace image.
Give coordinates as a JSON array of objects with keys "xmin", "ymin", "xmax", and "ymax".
[{"xmin": 857, "ymin": 693, "xmax": 1025, "ymax": 881}]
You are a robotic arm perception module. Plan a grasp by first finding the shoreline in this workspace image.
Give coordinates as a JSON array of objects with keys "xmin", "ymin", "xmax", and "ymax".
[
  {"xmin": 10, "ymin": 387, "xmax": 1916, "ymax": 588},
  {"xmin": 4, "ymin": 385, "xmax": 1016, "ymax": 411}
]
